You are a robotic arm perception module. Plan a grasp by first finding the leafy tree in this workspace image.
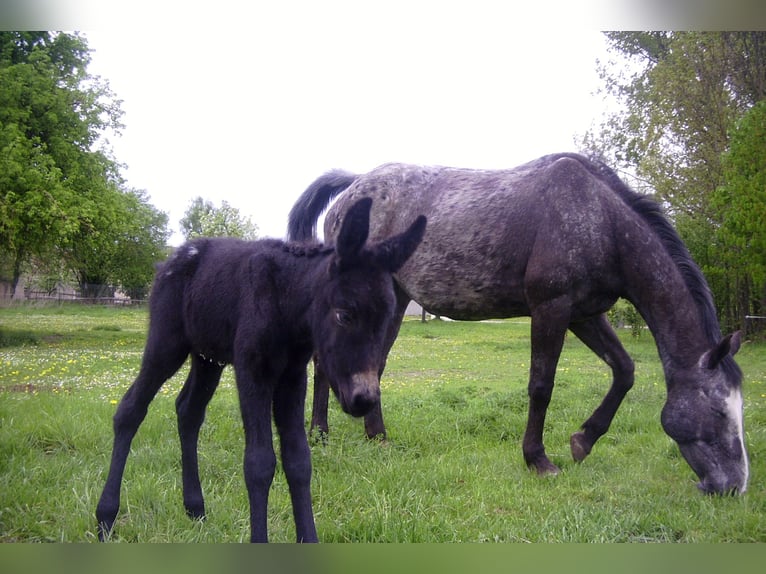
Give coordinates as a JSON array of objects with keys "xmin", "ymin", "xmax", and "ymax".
[
  {"xmin": 179, "ymin": 196, "xmax": 214, "ymax": 238},
  {"xmin": 0, "ymin": 31, "xmax": 126, "ymax": 296},
  {"xmin": 64, "ymin": 185, "xmax": 170, "ymax": 299},
  {"xmin": 180, "ymin": 196, "xmax": 259, "ymax": 240},
  {"xmin": 109, "ymin": 189, "xmax": 171, "ymax": 299},
  {"xmin": 1, "ymin": 31, "xmax": 171, "ymax": 300},
  {"xmin": 583, "ymin": 32, "xmax": 766, "ymax": 331},
  {"xmin": 710, "ymin": 101, "xmax": 766, "ymax": 330}
]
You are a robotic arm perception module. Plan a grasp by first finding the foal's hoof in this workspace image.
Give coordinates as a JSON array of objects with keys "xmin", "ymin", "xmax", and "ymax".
[
  {"xmin": 97, "ymin": 522, "xmax": 114, "ymax": 542},
  {"xmin": 184, "ymin": 504, "xmax": 206, "ymax": 521},
  {"xmin": 366, "ymin": 432, "xmax": 388, "ymax": 442},
  {"xmin": 570, "ymin": 431, "xmax": 592, "ymax": 462},
  {"xmin": 528, "ymin": 458, "xmax": 561, "ymax": 476}
]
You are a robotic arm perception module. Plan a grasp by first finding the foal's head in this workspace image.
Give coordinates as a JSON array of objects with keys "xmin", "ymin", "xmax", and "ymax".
[
  {"xmin": 312, "ymin": 198, "xmax": 426, "ymax": 418},
  {"xmin": 661, "ymin": 332, "xmax": 749, "ymax": 495}
]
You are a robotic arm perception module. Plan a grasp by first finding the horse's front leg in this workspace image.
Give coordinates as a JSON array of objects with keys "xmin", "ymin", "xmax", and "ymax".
[
  {"xmin": 362, "ymin": 288, "xmax": 409, "ymax": 440},
  {"xmin": 522, "ymin": 299, "xmax": 571, "ymax": 475},
  {"xmin": 236, "ymin": 373, "xmax": 277, "ymax": 543},
  {"xmin": 274, "ymin": 365, "xmax": 318, "ymax": 543},
  {"xmin": 568, "ymin": 314, "xmax": 635, "ymax": 462}
]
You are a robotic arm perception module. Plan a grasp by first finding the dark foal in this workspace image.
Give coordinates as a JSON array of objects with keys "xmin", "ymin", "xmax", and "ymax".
[{"xmin": 95, "ymin": 198, "xmax": 426, "ymax": 542}]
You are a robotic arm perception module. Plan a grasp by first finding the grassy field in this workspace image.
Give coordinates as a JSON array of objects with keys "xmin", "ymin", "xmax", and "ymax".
[{"xmin": 0, "ymin": 304, "xmax": 764, "ymax": 542}]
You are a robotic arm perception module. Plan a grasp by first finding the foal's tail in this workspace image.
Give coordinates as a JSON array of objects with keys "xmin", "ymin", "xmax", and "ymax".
[{"xmin": 287, "ymin": 170, "xmax": 357, "ymax": 241}]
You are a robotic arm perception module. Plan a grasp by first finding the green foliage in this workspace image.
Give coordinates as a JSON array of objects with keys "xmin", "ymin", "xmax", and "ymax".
[
  {"xmin": 606, "ymin": 299, "xmax": 645, "ymax": 338},
  {"xmin": 180, "ymin": 196, "xmax": 258, "ymax": 240},
  {"xmin": 0, "ymin": 32, "xmax": 170, "ymax": 299},
  {"xmin": 64, "ymin": 187, "xmax": 170, "ymax": 298},
  {"xmin": 709, "ymin": 101, "xmax": 766, "ymax": 328},
  {"xmin": 584, "ymin": 32, "xmax": 766, "ymax": 332},
  {"xmin": 1, "ymin": 307, "xmax": 764, "ymax": 542}
]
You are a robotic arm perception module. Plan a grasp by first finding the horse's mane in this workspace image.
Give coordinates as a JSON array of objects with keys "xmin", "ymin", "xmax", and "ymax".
[{"xmin": 558, "ymin": 154, "xmax": 732, "ymax": 354}]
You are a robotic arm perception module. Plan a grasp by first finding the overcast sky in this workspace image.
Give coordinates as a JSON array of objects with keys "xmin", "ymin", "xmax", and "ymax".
[{"xmin": 82, "ymin": 4, "xmax": 620, "ymax": 243}]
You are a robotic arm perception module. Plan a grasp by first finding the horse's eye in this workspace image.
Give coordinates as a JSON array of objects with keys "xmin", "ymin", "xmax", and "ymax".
[{"xmin": 334, "ymin": 309, "xmax": 353, "ymax": 326}]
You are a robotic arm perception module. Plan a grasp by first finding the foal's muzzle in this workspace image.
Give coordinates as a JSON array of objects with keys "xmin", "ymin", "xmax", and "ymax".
[{"xmin": 342, "ymin": 371, "xmax": 380, "ymax": 417}]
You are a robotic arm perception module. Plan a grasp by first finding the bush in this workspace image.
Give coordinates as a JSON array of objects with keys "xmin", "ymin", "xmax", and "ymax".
[{"xmin": 607, "ymin": 300, "xmax": 645, "ymax": 338}]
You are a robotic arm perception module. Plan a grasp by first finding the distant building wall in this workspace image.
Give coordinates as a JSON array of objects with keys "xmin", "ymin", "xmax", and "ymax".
[{"xmin": 404, "ymin": 300, "xmax": 423, "ymax": 316}]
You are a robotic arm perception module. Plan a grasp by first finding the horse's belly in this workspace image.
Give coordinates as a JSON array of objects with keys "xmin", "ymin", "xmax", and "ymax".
[{"xmin": 398, "ymin": 264, "xmax": 529, "ymax": 320}]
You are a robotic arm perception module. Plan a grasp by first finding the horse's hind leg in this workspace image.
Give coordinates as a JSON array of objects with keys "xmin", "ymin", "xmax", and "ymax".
[
  {"xmin": 175, "ymin": 355, "xmax": 224, "ymax": 520},
  {"xmin": 96, "ymin": 340, "xmax": 189, "ymax": 540},
  {"xmin": 568, "ymin": 314, "xmax": 635, "ymax": 462},
  {"xmin": 309, "ymin": 355, "xmax": 330, "ymax": 440}
]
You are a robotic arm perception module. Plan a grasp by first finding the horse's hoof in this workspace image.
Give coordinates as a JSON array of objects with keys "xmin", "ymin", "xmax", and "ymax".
[
  {"xmin": 309, "ymin": 428, "xmax": 329, "ymax": 445},
  {"xmin": 570, "ymin": 431, "xmax": 592, "ymax": 462}
]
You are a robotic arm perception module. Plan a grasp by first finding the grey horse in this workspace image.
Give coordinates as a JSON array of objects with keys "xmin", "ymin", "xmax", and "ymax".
[{"xmin": 288, "ymin": 153, "xmax": 748, "ymax": 495}]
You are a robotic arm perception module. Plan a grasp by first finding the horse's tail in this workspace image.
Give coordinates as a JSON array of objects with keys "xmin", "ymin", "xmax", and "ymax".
[{"xmin": 288, "ymin": 170, "xmax": 357, "ymax": 241}]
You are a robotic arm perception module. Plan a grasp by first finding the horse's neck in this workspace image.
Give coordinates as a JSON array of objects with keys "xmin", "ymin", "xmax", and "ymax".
[{"xmin": 624, "ymin": 250, "xmax": 709, "ymax": 371}]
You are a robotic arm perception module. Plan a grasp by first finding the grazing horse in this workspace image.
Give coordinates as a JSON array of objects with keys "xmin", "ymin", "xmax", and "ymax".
[
  {"xmin": 288, "ymin": 153, "xmax": 749, "ymax": 495},
  {"xmin": 95, "ymin": 198, "xmax": 426, "ymax": 542}
]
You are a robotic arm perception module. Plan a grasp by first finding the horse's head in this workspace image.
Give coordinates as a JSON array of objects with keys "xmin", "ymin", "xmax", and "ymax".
[
  {"xmin": 312, "ymin": 198, "xmax": 426, "ymax": 418},
  {"xmin": 661, "ymin": 332, "xmax": 749, "ymax": 495}
]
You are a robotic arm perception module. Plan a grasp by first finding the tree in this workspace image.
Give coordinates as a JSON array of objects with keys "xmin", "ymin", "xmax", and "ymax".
[
  {"xmin": 0, "ymin": 31, "xmax": 126, "ymax": 296},
  {"xmin": 63, "ymin": 185, "xmax": 170, "ymax": 299},
  {"xmin": 583, "ymin": 32, "xmax": 766, "ymax": 331},
  {"xmin": 180, "ymin": 197, "xmax": 259, "ymax": 240},
  {"xmin": 179, "ymin": 196, "xmax": 214, "ymax": 238},
  {"xmin": 1, "ymin": 32, "xmax": 172, "ymax": 300},
  {"xmin": 710, "ymin": 101, "xmax": 766, "ymax": 331}
]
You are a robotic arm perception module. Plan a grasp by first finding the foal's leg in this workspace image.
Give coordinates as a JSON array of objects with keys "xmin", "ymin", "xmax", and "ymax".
[
  {"xmin": 235, "ymin": 365, "xmax": 277, "ymax": 543},
  {"xmin": 522, "ymin": 299, "xmax": 571, "ymax": 475},
  {"xmin": 274, "ymin": 365, "xmax": 318, "ymax": 543},
  {"xmin": 568, "ymin": 314, "xmax": 635, "ymax": 462},
  {"xmin": 96, "ymin": 340, "xmax": 189, "ymax": 540},
  {"xmin": 175, "ymin": 355, "xmax": 224, "ymax": 520}
]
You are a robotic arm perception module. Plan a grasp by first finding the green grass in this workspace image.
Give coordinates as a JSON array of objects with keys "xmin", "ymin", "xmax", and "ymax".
[{"xmin": 0, "ymin": 305, "xmax": 764, "ymax": 542}]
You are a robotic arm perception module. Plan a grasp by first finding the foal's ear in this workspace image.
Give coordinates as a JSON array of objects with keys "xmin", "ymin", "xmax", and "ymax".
[
  {"xmin": 336, "ymin": 198, "xmax": 372, "ymax": 265},
  {"xmin": 372, "ymin": 214, "xmax": 427, "ymax": 273},
  {"xmin": 702, "ymin": 331, "xmax": 742, "ymax": 369}
]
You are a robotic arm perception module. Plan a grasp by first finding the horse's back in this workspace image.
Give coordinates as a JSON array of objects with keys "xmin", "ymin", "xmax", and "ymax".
[{"xmin": 324, "ymin": 155, "xmax": 629, "ymax": 320}]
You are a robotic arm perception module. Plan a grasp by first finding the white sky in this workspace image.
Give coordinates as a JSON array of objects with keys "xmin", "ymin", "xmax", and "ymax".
[{"xmin": 82, "ymin": 3, "xmax": 620, "ymax": 243}]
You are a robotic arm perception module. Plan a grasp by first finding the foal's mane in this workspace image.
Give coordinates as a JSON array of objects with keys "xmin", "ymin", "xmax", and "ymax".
[
  {"xmin": 558, "ymin": 154, "xmax": 730, "ymax": 355},
  {"xmin": 282, "ymin": 241, "xmax": 333, "ymax": 259},
  {"xmin": 259, "ymin": 238, "xmax": 333, "ymax": 259}
]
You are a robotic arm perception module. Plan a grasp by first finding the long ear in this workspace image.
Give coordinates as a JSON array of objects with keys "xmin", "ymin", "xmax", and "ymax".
[
  {"xmin": 702, "ymin": 331, "xmax": 742, "ymax": 369},
  {"xmin": 336, "ymin": 198, "xmax": 373, "ymax": 266},
  {"xmin": 372, "ymin": 214, "xmax": 427, "ymax": 273}
]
